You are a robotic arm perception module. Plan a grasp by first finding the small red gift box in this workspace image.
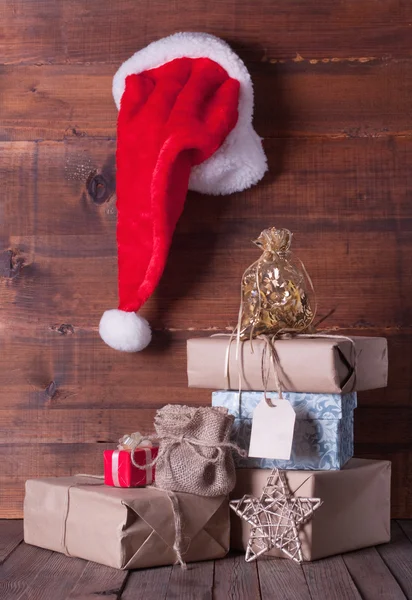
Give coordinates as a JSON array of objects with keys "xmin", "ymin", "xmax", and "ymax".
[{"xmin": 104, "ymin": 446, "xmax": 158, "ymax": 488}]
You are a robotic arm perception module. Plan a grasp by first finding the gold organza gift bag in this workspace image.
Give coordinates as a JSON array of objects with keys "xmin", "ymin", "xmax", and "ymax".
[{"xmin": 238, "ymin": 227, "xmax": 316, "ymax": 340}]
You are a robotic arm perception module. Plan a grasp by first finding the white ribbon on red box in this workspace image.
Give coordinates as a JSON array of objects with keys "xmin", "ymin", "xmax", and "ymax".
[
  {"xmin": 113, "ymin": 431, "xmax": 154, "ymax": 487},
  {"xmin": 111, "ymin": 446, "xmax": 153, "ymax": 486}
]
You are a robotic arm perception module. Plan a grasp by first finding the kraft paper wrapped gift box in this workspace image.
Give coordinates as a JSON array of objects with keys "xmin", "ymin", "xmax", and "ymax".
[
  {"xmin": 24, "ymin": 476, "xmax": 230, "ymax": 569},
  {"xmin": 212, "ymin": 391, "xmax": 356, "ymax": 470},
  {"xmin": 187, "ymin": 335, "xmax": 388, "ymax": 393},
  {"xmin": 230, "ymin": 458, "xmax": 391, "ymax": 561}
]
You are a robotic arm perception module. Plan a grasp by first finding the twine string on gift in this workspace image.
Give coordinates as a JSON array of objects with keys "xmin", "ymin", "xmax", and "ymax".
[
  {"xmin": 213, "ymin": 251, "xmax": 318, "ymax": 405},
  {"xmin": 152, "ymin": 405, "xmax": 241, "ymax": 497},
  {"xmin": 90, "ymin": 422, "xmax": 239, "ymax": 566},
  {"xmin": 288, "ymin": 332, "xmax": 357, "ymax": 391},
  {"xmin": 257, "ymin": 330, "xmax": 357, "ymax": 405},
  {"xmin": 256, "ymin": 332, "xmax": 357, "ymax": 401},
  {"xmin": 60, "ymin": 475, "xmax": 191, "ymax": 568},
  {"xmin": 213, "ymin": 331, "xmax": 285, "ymax": 404},
  {"xmin": 61, "ymin": 476, "xmax": 105, "ymax": 557},
  {"xmin": 117, "ymin": 432, "xmax": 154, "ymax": 469},
  {"xmin": 167, "ymin": 490, "xmax": 190, "ymax": 570},
  {"xmin": 258, "ymin": 333, "xmax": 284, "ymax": 402},
  {"xmin": 235, "ymin": 251, "xmax": 317, "ymax": 398},
  {"xmin": 159, "ymin": 434, "xmax": 247, "ymax": 464},
  {"xmin": 213, "ymin": 330, "xmax": 358, "ymax": 404},
  {"xmin": 128, "ymin": 433, "xmax": 247, "ymax": 471}
]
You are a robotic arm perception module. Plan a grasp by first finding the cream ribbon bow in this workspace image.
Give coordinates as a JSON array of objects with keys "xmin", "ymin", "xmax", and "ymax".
[{"xmin": 118, "ymin": 431, "xmax": 154, "ymax": 468}]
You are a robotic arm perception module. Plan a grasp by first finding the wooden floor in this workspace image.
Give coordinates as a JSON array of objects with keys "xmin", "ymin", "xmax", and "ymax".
[{"xmin": 1, "ymin": 521, "xmax": 412, "ymax": 599}]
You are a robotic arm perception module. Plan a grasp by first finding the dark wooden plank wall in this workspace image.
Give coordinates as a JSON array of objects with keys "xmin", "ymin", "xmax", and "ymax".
[{"xmin": 1, "ymin": 0, "xmax": 411, "ymax": 517}]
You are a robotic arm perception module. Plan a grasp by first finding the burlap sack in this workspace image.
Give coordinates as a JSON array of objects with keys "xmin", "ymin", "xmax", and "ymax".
[{"xmin": 154, "ymin": 405, "xmax": 239, "ymax": 497}]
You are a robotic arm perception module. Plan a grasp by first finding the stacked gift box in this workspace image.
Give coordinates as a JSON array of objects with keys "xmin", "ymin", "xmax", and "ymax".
[
  {"xmin": 24, "ymin": 407, "xmax": 235, "ymax": 570},
  {"xmin": 23, "ymin": 333, "xmax": 391, "ymax": 568},
  {"xmin": 212, "ymin": 390, "xmax": 356, "ymax": 470},
  {"xmin": 187, "ymin": 333, "xmax": 391, "ymax": 560},
  {"xmin": 24, "ymin": 474, "xmax": 230, "ymax": 569},
  {"xmin": 187, "ymin": 335, "xmax": 388, "ymax": 471}
]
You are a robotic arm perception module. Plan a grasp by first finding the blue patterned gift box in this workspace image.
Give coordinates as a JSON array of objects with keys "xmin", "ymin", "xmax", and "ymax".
[{"xmin": 212, "ymin": 391, "xmax": 357, "ymax": 470}]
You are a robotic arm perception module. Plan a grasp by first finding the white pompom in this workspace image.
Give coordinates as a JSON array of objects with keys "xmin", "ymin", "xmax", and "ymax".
[{"xmin": 99, "ymin": 310, "xmax": 152, "ymax": 352}]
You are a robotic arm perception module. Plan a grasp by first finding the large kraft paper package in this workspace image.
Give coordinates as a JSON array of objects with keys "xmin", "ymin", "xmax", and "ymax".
[
  {"xmin": 187, "ymin": 336, "xmax": 388, "ymax": 393},
  {"xmin": 230, "ymin": 459, "xmax": 391, "ymax": 561},
  {"xmin": 24, "ymin": 477, "xmax": 229, "ymax": 569}
]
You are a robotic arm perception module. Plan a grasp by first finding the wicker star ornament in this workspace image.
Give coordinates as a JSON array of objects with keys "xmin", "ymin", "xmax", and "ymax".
[{"xmin": 230, "ymin": 468, "xmax": 322, "ymax": 563}]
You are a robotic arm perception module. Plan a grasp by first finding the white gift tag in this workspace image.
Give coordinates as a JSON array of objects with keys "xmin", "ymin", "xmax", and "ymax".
[{"xmin": 248, "ymin": 397, "xmax": 296, "ymax": 460}]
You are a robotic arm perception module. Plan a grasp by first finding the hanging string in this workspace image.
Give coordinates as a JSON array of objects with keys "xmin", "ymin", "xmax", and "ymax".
[{"xmin": 167, "ymin": 491, "xmax": 190, "ymax": 569}]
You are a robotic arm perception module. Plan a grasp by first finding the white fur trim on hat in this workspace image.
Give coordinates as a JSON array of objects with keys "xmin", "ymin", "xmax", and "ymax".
[
  {"xmin": 112, "ymin": 32, "xmax": 267, "ymax": 195},
  {"xmin": 99, "ymin": 310, "xmax": 152, "ymax": 352}
]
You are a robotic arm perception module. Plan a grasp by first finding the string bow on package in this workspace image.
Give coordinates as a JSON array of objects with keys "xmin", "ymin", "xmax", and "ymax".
[
  {"xmin": 104, "ymin": 431, "xmax": 158, "ymax": 488},
  {"xmin": 238, "ymin": 227, "xmax": 316, "ymax": 341}
]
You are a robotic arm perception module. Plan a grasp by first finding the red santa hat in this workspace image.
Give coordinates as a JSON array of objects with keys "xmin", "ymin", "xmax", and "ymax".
[{"xmin": 99, "ymin": 32, "xmax": 267, "ymax": 352}]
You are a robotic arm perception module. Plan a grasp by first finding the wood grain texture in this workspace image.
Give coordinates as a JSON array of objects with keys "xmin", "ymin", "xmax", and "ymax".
[
  {"xmin": 213, "ymin": 552, "xmax": 260, "ymax": 600},
  {"xmin": 165, "ymin": 561, "xmax": 214, "ymax": 600},
  {"xmin": 0, "ymin": 330, "xmax": 409, "ymax": 409},
  {"xmin": 121, "ymin": 566, "xmax": 172, "ymax": 600},
  {"xmin": 376, "ymin": 522, "xmax": 412, "ymax": 598},
  {"xmin": 302, "ymin": 555, "xmax": 362, "ymax": 600},
  {"xmin": 1, "ymin": 405, "xmax": 411, "ymax": 445},
  {"xmin": 0, "ymin": 543, "xmax": 52, "ymax": 599},
  {"xmin": 1, "ymin": 419, "xmax": 411, "ymax": 519},
  {"xmin": 8, "ymin": 550, "xmax": 86, "ymax": 600},
  {"xmin": 1, "ymin": 522, "xmax": 412, "ymax": 600},
  {"xmin": 3, "ymin": 60, "xmax": 412, "ymax": 141},
  {"xmin": 1, "ymin": 0, "xmax": 412, "ymax": 518},
  {"xmin": 397, "ymin": 520, "xmax": 412, "ymax": 543},
  {"xmin": 342, "ymin": 547, "xmax": 406, "ymax": 600},
  {"xmin": 3, "ymin": 0, "xmax": 412, "ymax": 65},
  {"xmin": 65, "ymin": 561, "xmax": 128, "ymax": 600},
  {"xmin": 257, "ymin": 557, "xmax": 311, "ymax": 600},
  {"xmin": 0, "ymin": 444, "xmax": 111, "ymax": 518},
  {"xmin": 2, "ymin": 138, "xmax": 412, "ymax": 330},
  {"xmin": 0, "ymin": 521, "xmax": 23, "ymax": 565}
]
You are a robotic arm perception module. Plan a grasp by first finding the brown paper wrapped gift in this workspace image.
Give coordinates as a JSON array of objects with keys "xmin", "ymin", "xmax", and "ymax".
[
  {"xmin": 187, "ymin": 336, "xmax": 388, "ymax": 393},
  {"xmin": 230, "ymin": 458, "xmax": 391, "ymax": 561},
  {"xmin": 24, "ymin": 476, "xmax": 229, "ymax": 569}
]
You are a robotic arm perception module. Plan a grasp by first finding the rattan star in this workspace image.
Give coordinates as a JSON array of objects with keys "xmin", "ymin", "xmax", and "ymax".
[{"xmin": 230, "ymin": 468, "xmax": 322, "ymax": 563}]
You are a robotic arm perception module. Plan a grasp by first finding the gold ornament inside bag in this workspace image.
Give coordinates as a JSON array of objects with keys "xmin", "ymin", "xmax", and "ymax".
[{"xmin": 238, "ymin": 227, "xmax": 316, "ymax": 340}]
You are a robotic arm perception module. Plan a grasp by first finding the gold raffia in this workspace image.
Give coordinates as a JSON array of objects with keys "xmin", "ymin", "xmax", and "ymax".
[{"xmin": 238, "ymin": 227, "xmax": 316, "ymax": 341}]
